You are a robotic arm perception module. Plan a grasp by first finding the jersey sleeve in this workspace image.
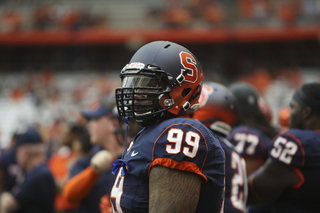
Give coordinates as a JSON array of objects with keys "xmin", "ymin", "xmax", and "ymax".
[
  {"xmin": 62, "ymin": 167, "xmax": 100, "ymax": 203},
  {"xmin": 269, "ymin": 132, "xmax": 304, "ymax": 167},
  {"xmin": 149, "ymin": 123, "xmax": 211, "ymax": 181}
]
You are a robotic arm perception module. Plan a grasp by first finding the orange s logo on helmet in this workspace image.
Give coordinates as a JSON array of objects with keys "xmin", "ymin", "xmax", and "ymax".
[
  {"xmin": 179, "ymin": 52, "xmax": 198, "ymax": 83},
  {"xmin": 199, "ymin": 85, "xmax": 213, "ymax": 107}
]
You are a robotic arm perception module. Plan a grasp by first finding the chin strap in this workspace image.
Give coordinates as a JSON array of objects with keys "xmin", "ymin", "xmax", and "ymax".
[
  {"xmin": 180, "ymin": 84, "xmax": 202, "ymax": 113},
  {"xmin": 174, "ymin": 69, "xmax": 190, "ymax": 86},
  {"xmin": 112, "ymin": 116, "xmax": 131, "ymax": 176}
]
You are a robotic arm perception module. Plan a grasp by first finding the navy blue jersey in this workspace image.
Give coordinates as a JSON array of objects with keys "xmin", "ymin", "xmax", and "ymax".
[
  {"xmin": 228, "ymin": 126, "xmax": 273, "ymax": 213},
  {"xmin": 69, "ymin": 154, "xmax": 116, "ymax": 213},
  {"xmin": 269, "ymin": 129, "xmax": 320, "ymax": 212},
  {"xmin": 227, "ymin": 126, "xmax": 272, "ymax": 163},
  {"xmin": 13, "ymin": 164, "xmax": 56, "ymax": 213},
  {"xmin": 110, "ymin": 117, "xmax": 225, "ymax": 213},
  {"xmin": 0, "ymin": 148, "xmax": 23, "ymax": 192},
  {"xmin": 219, "ymin": 137, "xmax": 247, "ymax": 213}
]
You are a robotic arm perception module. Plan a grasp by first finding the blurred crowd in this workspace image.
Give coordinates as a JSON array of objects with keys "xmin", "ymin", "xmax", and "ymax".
[
  {"xmin": 0, "ymin": 66, "xmax": 314, "ymax": 149},
  {"xmin": 0, "ymin": 70, "xmax": 120, "ymax": 148},
  {"xmin": 1, "ymin": 4, "xmax": 109, "ymax": 32},
  {"xmin": 149, "ymin": 0, "xmax": 320, "ymax": 28},
  {"xmin": 32, "ymin": 4, "xmax": 108, "ymax": 31},
  {"xmin": 1, "ymin": 0, "xmax": 320, "ymax": 32},
  {"xmin": 0, "ymin": 96, "xmax": 133, "ymax": 213},
  {"xmin": 0, "ymin": 62, "xmax": 145, "ymax": 213},
  {"xmin": 0, "ymin": 66, "xmax": 136, "ymax": 213}
]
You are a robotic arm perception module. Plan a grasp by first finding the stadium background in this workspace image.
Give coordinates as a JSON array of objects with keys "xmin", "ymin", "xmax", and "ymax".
[{"xmin": 0, "ymin": 0, "xmax": 320, "ymax": 148}]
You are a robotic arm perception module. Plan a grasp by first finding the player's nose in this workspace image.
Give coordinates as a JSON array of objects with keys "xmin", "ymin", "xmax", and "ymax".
[{"xmin": 134, "ymin": 89, "xmax": 148, "ymax": 99}]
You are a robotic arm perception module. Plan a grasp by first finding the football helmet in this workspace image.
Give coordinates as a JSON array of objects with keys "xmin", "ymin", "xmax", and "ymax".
[
  {"xmin": 191, "ymin": 82, "xmax": 239, "ymax": 136},
  {"xmin": 115, "ymin": 41, "xmax": 204, "ymax": 127},
  {"xmin": 228, "ymin": 82, "xmax": 259, "ymax": 112}
]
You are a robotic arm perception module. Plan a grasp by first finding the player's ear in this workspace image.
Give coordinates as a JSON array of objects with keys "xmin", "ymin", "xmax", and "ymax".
[
  {"xmin": 302, "ymin": 106, "xmax": 312, "ymax": 120},
  {"xmin": 112, "ymin": 117, "xmax": 120, "ymax": 128}
]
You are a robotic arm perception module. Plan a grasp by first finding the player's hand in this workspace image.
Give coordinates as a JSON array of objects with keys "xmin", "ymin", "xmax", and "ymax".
[
  {"xmin": 100, "ymin": 194, "xmax": 112, "ymax": 213},
  {"xmin": 90, "ymin": 150, "xmax": 114, "ymax": 174}
]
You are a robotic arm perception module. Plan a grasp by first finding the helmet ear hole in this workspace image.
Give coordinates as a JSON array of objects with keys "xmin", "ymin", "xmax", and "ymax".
[{"xmin": 182, "ymin": 88, "xmax": 192, "ymax": 97}]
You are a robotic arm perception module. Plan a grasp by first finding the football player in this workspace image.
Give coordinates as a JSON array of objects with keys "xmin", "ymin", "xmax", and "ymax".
[
  {"xmin": 227, "ymin": 82, "xmax": 278, "ymax": 213},
  {"xmin": 247, "ymin": 82, "xmax": 320, "ymax": 212},
  {"xmin": 111, "ymin": 41, "xmax": 225, "ymax": 213},
  {"xmin": 62, "ymin": 101, "xmax": 120, "ymax": 213},
  {"xmin": 190, "ymin": 82, "xmax": 247, "ymax": 213},
  {"xmin": 227, "ymin": 82, "xmax": 277, "ymax": 176},
  {"xmin": 0, "ymin": 125, "xmax": 56, "ymax": 213}
]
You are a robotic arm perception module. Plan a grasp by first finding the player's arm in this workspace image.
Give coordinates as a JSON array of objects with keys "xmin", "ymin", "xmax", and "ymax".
[
  {"xmin": 247, "ymin": 158, "xmax": 301, "ymax": 204},
  {"xmin": 0, "ymin": 192, "xmax": 19, "ymax": 213},
  {"xmin": 149, "ymin": 165, "xmax": 202, "ymax": 213},
  {"xmin": 62, "ymin": 150, "xmax": 113, "ymax": 203},
  {"xmin": 243, "ymin": 156, "xmax": 264, "ymax": 176},
  {"xmin": 62, "ymin": 167, "xmax": 100, "ymax": 203}
]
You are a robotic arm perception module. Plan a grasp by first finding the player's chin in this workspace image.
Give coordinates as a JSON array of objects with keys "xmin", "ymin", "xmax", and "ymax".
[{"xmin": 90, "ymin": 137, "xmax": 99, "ymax": 145}]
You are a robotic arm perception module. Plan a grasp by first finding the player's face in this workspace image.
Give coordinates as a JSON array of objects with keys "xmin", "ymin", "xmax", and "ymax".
[
  {"xmin": 59, "ymin": 121, "xmax": 72, "ymax": 146},
  {"xmin": 15, "ymin": 145, "xmax": 30, "ymax": 169},
  {"xmin": 288, "ymin": 99, "xmax": 304, "ymax": 129},
  {"xmin": 122, "ymin": 75, "xmax": 161, "ymax": 115},
  {"xmin": 87, "ymin": 116, "xmax": 115, "ymax": 145}
]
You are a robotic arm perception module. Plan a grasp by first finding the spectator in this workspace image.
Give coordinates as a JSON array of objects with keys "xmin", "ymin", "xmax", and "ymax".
[
  {"xmin": 0, "ymin": 125, "xmax": 56, "ymax": 213},
  {"xmin": 0, "ymin": 125, "xmax": 25, "ymax": 195},
  {"xmin": 48, "ymin": 122, "xmax": 88, "ymax": 213},
  {"xmin": 202, "ymin": 1, "xmax": 226, "ymax": 27},
  {"xmin": 71, "ymin": 127, "xmax": 93, "ymax": 158},
  {"xmin": 237, "ymin": 0, "xmax": 254, "ymax": 20},
  {"xmin": 161, "ymin": 0, "xmax": 193, "ymax": 28},
  {"xmin": 278, "ymin": 0, "xmax": 301, "ymax": 26},
  {"xmin": 33, "ymin": 5, "xmax": 51, "ymax": 30},
  {"xmin": 251, "ymin": 0, "xmax": 272, "ymax": 24},
  {"xmin": 62, "ymin": 100, "xmax": 123, "ymax": 213},
  {"xmin": 1, "ymin": 10, "xmax": 23, "ymax": 32},
  {"xmin": 187, "ymin": 0, "xmax": 207, "ymax": 20}
]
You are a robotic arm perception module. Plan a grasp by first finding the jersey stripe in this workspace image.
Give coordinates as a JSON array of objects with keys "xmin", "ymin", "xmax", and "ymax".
[
  {"xmin": 292, "ymin": 168, "xmax": 305, "ymax": 189},
  {"xmin": 148, "ymin": 157, "xmax": 207, "ymax": 182}
]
